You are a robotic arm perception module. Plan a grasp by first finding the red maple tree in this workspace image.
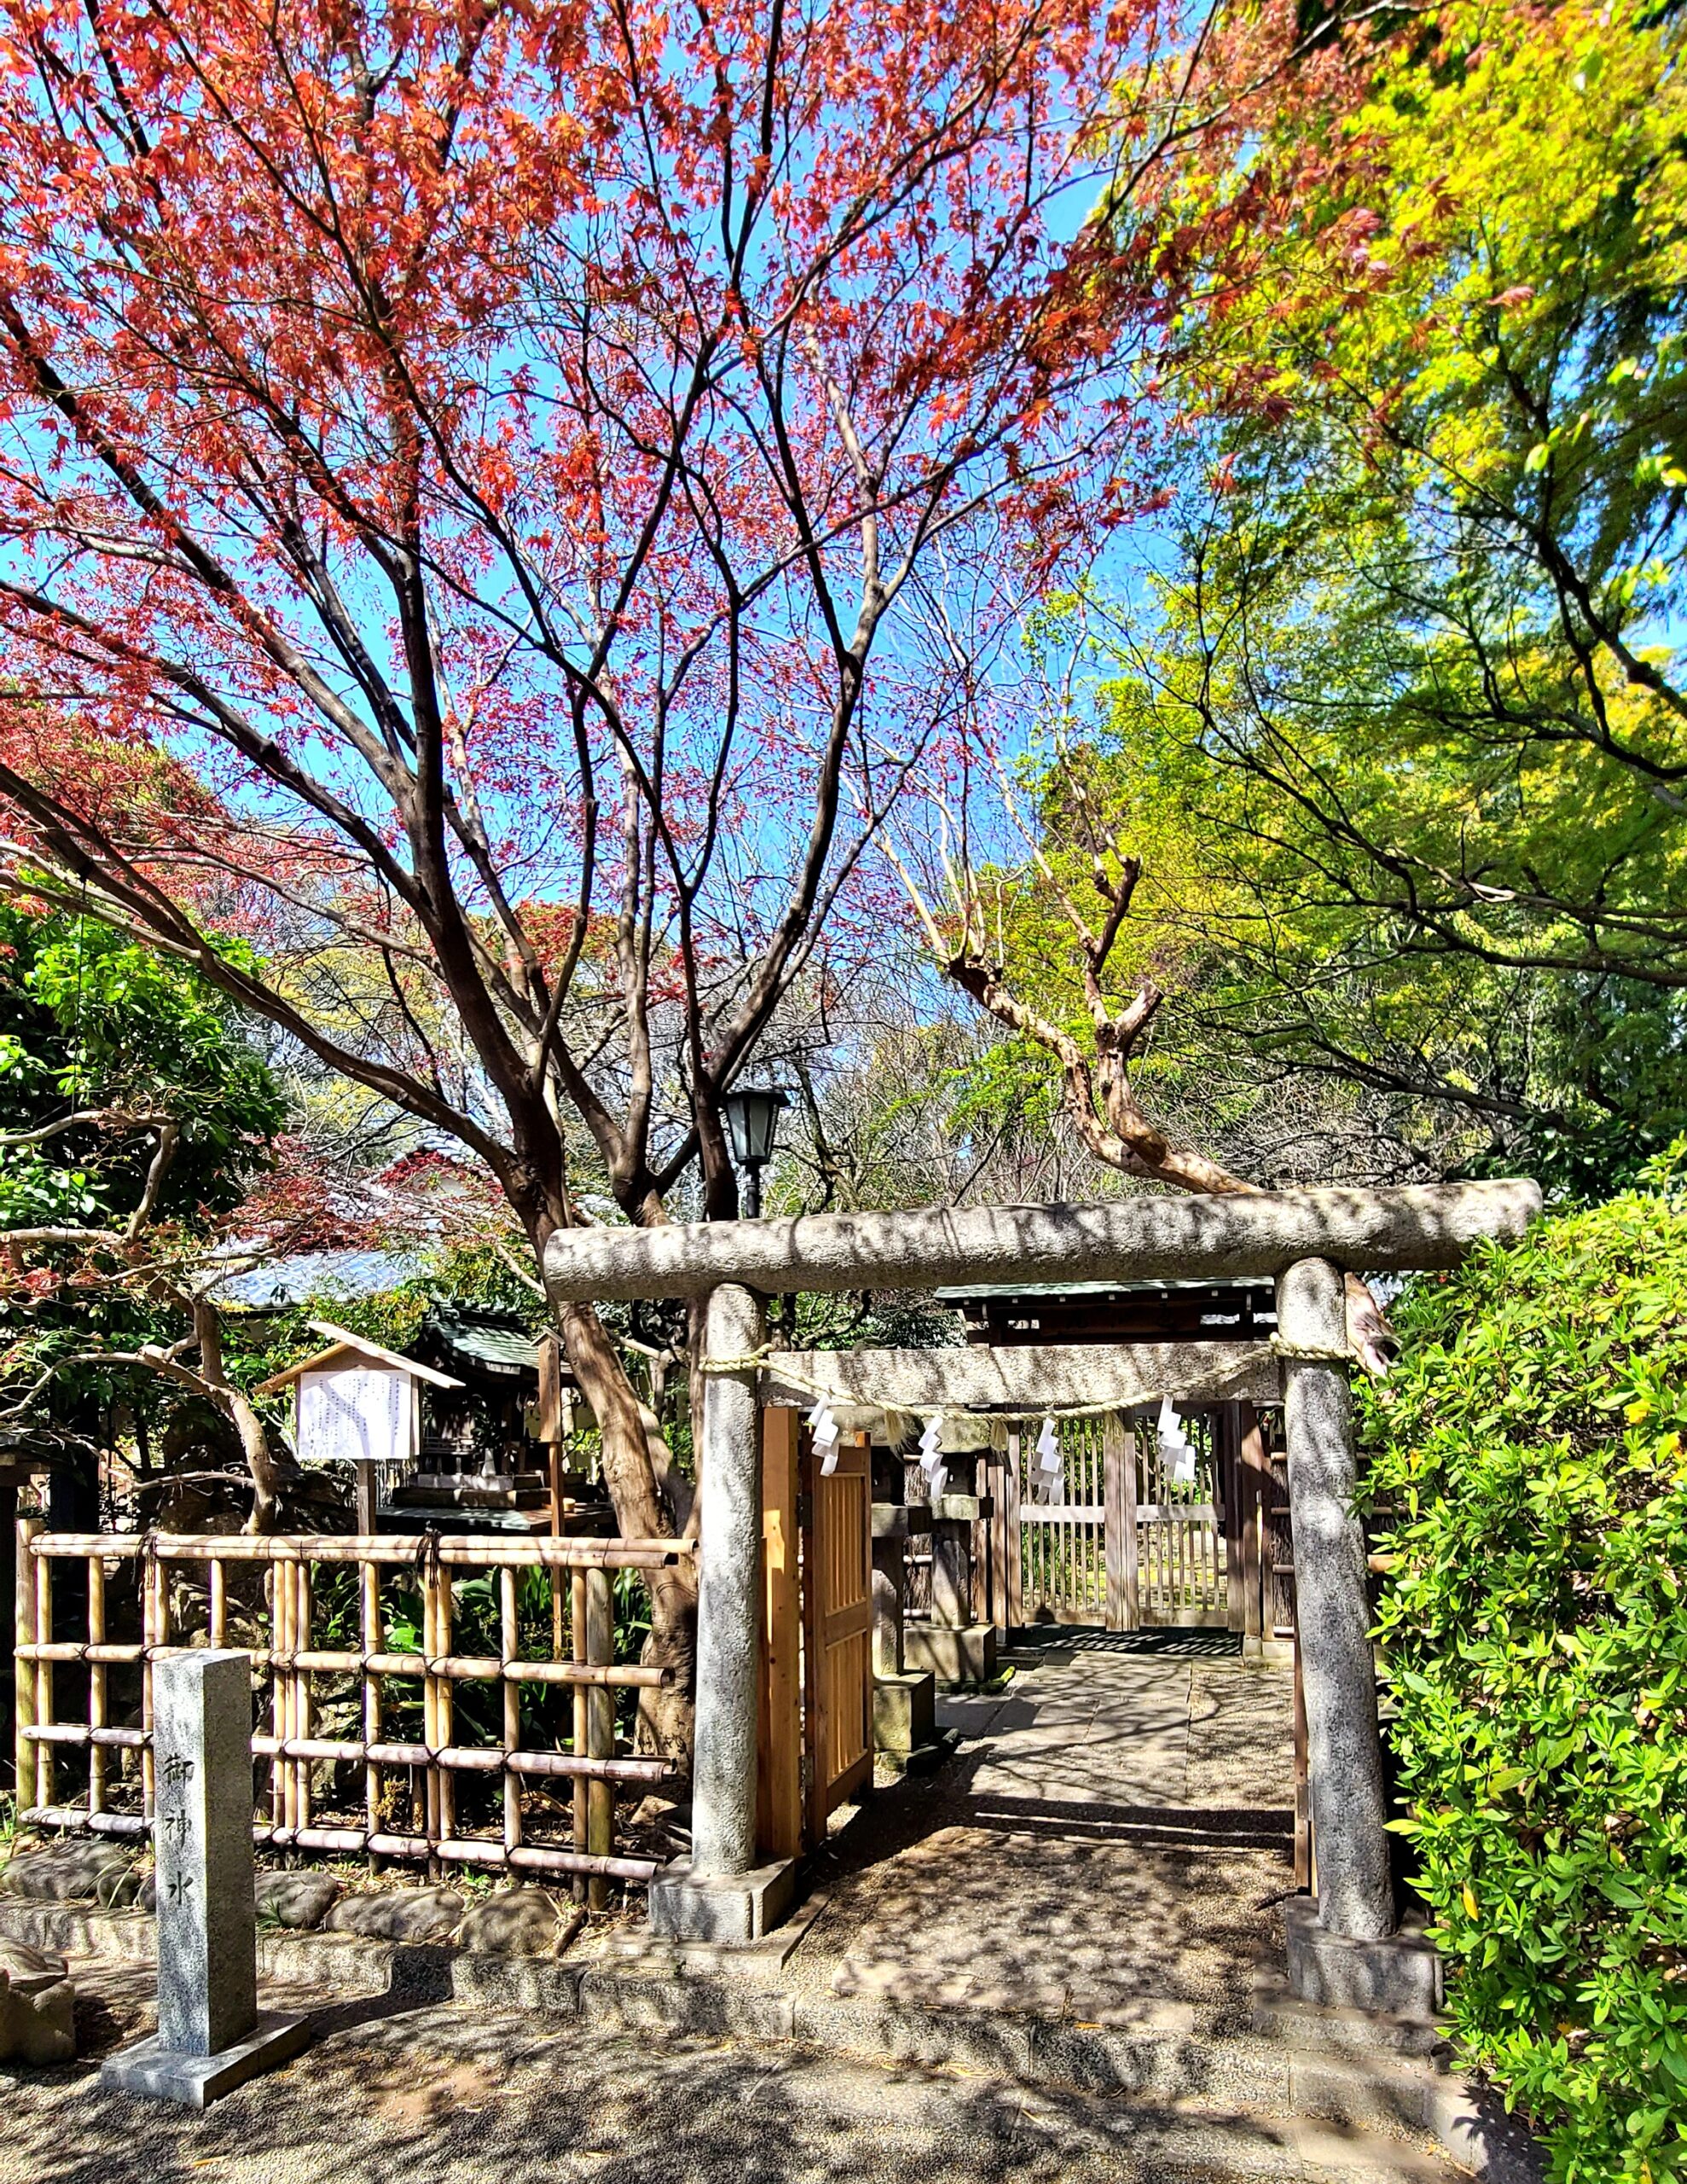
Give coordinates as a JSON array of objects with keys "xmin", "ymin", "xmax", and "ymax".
[{"xmin": 0, "ymin": 0, "xmax": 1226, "ymax": 1736}]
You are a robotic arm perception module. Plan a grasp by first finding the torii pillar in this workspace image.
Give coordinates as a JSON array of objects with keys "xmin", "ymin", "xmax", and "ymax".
[
  {"xmin": 1276, "ymin": 1258, "xmax": 1441, "ymax": 2016},
  {"xmin": 648, "ymin": 1283, "xmax": 797, "ymax": 1943}
]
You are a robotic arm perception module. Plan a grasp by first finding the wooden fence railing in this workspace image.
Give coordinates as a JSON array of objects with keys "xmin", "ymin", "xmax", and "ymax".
[{"xmin": 13, "ymin": 1522, "xmax": 693, "ymax": 1894}]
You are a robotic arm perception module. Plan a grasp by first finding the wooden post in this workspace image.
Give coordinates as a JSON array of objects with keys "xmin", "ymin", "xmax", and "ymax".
[
  {"xmin": 571, "ymin": 1567, "xmax": 589, "ymax": 1900},
  {"xmin": 295, "ymin": 1558, "xmax": 314, "ymax": 1833},
  {"xmin": 798, "ymin": 1426, "xmax": 825, "ymax": 1849},
  {"xmin": 501, "ymin": 1565, "xmax": 522, "ymax": 1866},
  {"xmin": 32, "ymin": 1534, "xmax": 54, "ymax": 1813},
  {"xmin": 1104, "ymin": 1412, "xmax": 1127, "ymax": 1633},
  {"xmin": 986, "ymin": 1443, "xmax": 1008, "ymax": 1633},
  {"xmin": 14, "ymin": 1518, "xmax": 39, "ymax": 1804},
  {"xmin": 0, "ymin": 1480, "xmax": 15, "ymax": 1792},
  {"xmin": 584, "ymin": 1565, "xmax": 614, "ymax": 1911},
  {"xmin": 353, "ymin": 1467, "xmax": 377, "ymax": 1538},
  {"xmin": 362, "ymin": 1556, "xmax": 382, "ymax": 1858},
  {"xmin": 757, "ymin": 1408, "xmax": 802, "ymax": 1862},
  {"xmin": 549, "ymin": 1454, "xmax": 565, "ymax": 1659},
  {"xmin": 421, "ymin": 1557, "xmax": 444, "ymax": 1872},
  {"xmin": 268, "ymin": 1548, "xmax": 287, "ymax": 1829},
  {"xmin": 1239, "ymin": 1400, "xmax": 1267, "ymax": 1647},
  {"xmin": 149, "ymin": 1541, "xmax": 171, "ymax": 1819},
  {"xmin": 87, "ymin": 1551, "xmax": 107, "ymax": 1818},
  {"xmin": 537, "ymin": 1334, "xmax": 564, "ymax": 1441},
  {"xmin": 1121, "ymin": 1414, "xmax": 1139, "ymax": 1629},
  {"xmin": 278, "ymin": 1554, "xmax": 296, "ymax": 1835},
  {"xmin": 286, "ymin": 1555, "xmax": 303, "ymax": 1835},
  {"xmin": 1003, "ymin": 1429, "xmax": 1023, "ymax": 1632},
  {"xmin": 435, "ymin": 1563, "xmax": 455, "ymax": 1858},
  {"xmin": 966, "ymin": 1449, "xmax": 990, "ymax": 1627},
  {"xmin": 1219, "ymin": 1403, "xmax": 1246, "ymax": 1633}
]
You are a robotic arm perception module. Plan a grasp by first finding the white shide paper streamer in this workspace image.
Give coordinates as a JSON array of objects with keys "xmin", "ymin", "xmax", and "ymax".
[
  {"xmin": 807, "ymin": 1398, "xmax": 842, "ymax": 1474},
  {"xmin": 1035, "ymin": 1414, "xmax": 1064, "ymax": 1505},
  {"xmin": 917, "ymin": 1414, "xmax": 948, "ymax": 1504},
  {"xmin": 1157, "ymin": 1393, "xmax": 1198, "ymax": 1487}
]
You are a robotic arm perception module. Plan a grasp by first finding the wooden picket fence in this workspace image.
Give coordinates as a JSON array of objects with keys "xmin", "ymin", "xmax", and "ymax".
[{"xmin": 13, "ymin": 1521, "xmax": 692, "ymax": 1893}]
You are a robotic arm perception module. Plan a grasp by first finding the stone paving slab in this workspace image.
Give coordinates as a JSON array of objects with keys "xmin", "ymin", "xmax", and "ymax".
[{"xmin": 792, "ymin": 1645, "xmax": 1297, "ymax": 2020}]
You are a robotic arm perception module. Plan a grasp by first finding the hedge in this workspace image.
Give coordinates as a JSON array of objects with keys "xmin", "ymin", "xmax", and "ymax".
[{"xmin": 1360, "ymin": 1161, "xmax": 1687, "ymax": 2181}]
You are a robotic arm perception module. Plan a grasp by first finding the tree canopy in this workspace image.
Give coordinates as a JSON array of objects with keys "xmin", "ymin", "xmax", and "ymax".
[
  {"xmin": 915, "ymin": 0, "xmax": 1687, "ymax": 1194},
  {"xmin": 0, "ymin": 0, "xmax": 1237, "ymax": 1730},
  {"xmin": 0, "ymin": 905, "xmax": 293, "ymax": 1510}
]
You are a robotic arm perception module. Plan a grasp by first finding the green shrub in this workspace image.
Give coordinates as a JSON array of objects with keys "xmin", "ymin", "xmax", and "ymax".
[{"xmin": 1361, "ymin": 1163, "xmax": 1687, "ymax": 2181}]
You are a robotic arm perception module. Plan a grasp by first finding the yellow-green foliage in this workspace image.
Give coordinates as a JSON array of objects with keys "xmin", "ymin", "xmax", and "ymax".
[{"xmin": 1046, "ymin": 0, "xmax": 1687, "ymax": 1186}]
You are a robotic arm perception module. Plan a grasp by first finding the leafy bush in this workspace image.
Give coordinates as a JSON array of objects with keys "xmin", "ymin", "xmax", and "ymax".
[{"xmin": 1361, "ymin": 1163, "xmax": 1687, "ymax": 2181}]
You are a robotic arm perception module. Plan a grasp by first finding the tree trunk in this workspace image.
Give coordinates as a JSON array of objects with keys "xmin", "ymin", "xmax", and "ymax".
[
  {"xmin": 190, "ymin": 1296, "xmax": 286, "ymax": 1535},
  {"xmin": 554, "ymin": 1298, "xmax": 699, "ymax": 1764},
  {"xmin": 229, "ymin": 1391, "xmax": 284, "ymax": 1536}
]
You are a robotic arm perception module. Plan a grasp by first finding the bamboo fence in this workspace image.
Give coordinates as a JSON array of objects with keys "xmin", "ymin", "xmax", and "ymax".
[{"xmin": 13, "ymin": 1522, "xmax": 693, "ymax": 1891}]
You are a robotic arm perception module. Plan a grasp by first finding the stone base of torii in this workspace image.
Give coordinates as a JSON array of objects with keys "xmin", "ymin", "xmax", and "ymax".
[{"xmin": 543, "ymin": 1182, "xmax": 1539, "ymax": 2014}]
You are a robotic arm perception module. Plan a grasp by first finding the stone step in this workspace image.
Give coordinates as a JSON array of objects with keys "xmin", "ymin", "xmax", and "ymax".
[
  {"xmin": 1251, "ymin": 1975, "xmax": 1455, "ymax": 2064},
  {"xmin": 0, "ymin": 1893, "xmax": 1542, "ymax": 2180},
  {"xmin": 569, "ymin": 1965, "xmax": 1540, "ymax": 2180}
]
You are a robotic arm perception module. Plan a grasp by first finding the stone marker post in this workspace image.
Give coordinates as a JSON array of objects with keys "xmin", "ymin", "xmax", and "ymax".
[
  {"xmin": 156, "ymin": 1650, "xmax": 258, "ymax": 2053},
  {"xmin": 101, "ymin": 1650, "xmax": 310, "ymax": 2107}
]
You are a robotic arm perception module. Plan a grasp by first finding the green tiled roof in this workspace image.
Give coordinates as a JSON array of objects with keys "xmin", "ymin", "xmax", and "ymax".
[{"xmin": 431, "ymin": 1319, "xmax": 543, "ymax": 1374}]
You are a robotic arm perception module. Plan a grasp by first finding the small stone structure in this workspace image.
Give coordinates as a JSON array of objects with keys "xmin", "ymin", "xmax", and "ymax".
[
  {"xmin": 101, "ymin": 1650, "xmax": 311, "ymax": 2109},
  {"xmin": 904, "ymin": 1485, "xmax": 997, "ymax": 1686},
  {"xmin": 0, "ymin": 1937, "xmax": 74, "ymax": 2061},
  {"xmin": 868, "ymin": 1500, "xmax": 936, "ymax": 1764}
]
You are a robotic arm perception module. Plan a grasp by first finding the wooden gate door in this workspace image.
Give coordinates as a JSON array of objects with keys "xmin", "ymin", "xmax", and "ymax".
[
  {"xmin": 1013, "ymin": 1413, "xmax": 1111, "ymax": 1624},
  {"xmin": 1005, "ymin": 1410, "xmax": 1230, "ymax": 1630},
  {"xmin": 758, "ymin": 1408, "xmax": 803, "ymax": 1862},
  {"xmin": 800, "ymin": 1430, "xmax": 872, "ymax": 1843},
  {"xmin": 1130, "ymin": 1408, "xmax": 1230, "ymax": 1629}
]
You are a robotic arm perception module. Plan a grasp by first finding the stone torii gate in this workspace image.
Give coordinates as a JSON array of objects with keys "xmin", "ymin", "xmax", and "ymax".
[{"xmin": 544, "ymin": 1180, "xmax": 1539, "ymax": 2007}]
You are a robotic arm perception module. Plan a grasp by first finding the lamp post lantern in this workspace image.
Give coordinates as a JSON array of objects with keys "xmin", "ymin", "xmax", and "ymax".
[{"xmin": 722, "ymin": 1085, "xmax": 789, "ymax": 1219}]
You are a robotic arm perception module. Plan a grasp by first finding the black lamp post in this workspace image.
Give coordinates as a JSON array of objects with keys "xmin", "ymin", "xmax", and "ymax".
[{"xmin": 721, "ymin": 1084, "xmax": 789, "ymax": 1219}]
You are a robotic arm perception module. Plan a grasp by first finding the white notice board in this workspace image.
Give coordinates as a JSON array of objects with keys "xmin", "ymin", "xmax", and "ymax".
[{"xmin": 296, "ymin": 1366, "xmax": 415, "ymax": 1467}]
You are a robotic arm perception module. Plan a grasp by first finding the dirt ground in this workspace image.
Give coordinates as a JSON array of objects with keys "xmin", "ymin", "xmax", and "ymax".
[
  {"xmin": 777, "ymin": 1635, "xmax": 1300, "ymax": 2020},
  {"xmin": 0, "ymin": 1638, "xmax": 1470, "ymax": 2184}
]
